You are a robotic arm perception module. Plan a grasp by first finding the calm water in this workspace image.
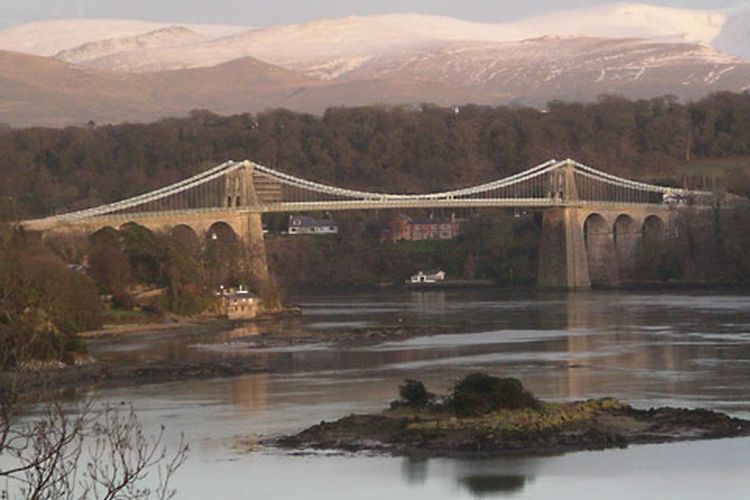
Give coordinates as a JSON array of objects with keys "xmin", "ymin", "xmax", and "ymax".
[{"xmin": 87, "ymin": 289, "xmax": 750, "ymax": 499}]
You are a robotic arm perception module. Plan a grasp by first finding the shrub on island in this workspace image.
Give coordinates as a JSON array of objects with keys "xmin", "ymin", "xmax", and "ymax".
[
  {"xmin": 392, "ymin": 372, "xmax": 540, "ymax": 415},
  {"xmin": 394, "ymin": 379, "xmax": 435, "ymax": 408},
  {"xmin": 450, "ymin": 372, "xmax": 540, "ymax": 416}
]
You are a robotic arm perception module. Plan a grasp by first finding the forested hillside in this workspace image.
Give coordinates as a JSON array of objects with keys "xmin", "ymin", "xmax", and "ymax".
[
  {"xmin": 1, "ymin": 93, "xmax": 750, "ymax": 300},
  {"xmin": 1, "ymin": 92, "xmax": 750, "ymax": 219}
]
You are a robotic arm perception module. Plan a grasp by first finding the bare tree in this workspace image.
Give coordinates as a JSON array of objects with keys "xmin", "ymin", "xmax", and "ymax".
[
  {"xmin": 0, "ymin": 397, "xmax": 188, "ymax": 500},
  {"xmin": 1, "ymin": 222, "xmax": 190, "ymax": 499}
]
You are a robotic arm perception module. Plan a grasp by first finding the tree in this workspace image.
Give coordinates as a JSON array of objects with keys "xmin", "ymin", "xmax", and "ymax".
[
  {"xmin": 1, "ymin": 401, "xmax": 188, "ymax": 499},
  {"xmin": 89, "ymin": 239, "xmax": 133, "ymax": 296},
  {"xmin": 0, "ymin": 223, "xmax": 188, "ymax": 498}
]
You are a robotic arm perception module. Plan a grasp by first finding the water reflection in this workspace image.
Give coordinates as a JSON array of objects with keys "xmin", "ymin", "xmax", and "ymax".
[
  {"xmin": 402, "ymin": 457, "xmax": 428, "ymax": 485},
  {"xmin": 457, "ymin": 475, "xmax": 527, "ymax": 498},
  {"xmin": 88, "ymin": 288, "xmax": 750, "ymax": 499},
  {"xmin": 89, "ymin": 289, "xmax": 750, "ymax": 415},
  {"xmin": 411, "ymin": 291, "xmax": 447, "ymax": 315},
  {"xmin": 229, "ymin": 373, "xmax": 269, "ymax": 410},
  {"xmin": 402, "ymin": 454, "xmax": 537, "ymax": 498}
]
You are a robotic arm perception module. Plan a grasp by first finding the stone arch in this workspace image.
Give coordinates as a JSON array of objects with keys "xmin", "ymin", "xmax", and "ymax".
[
  {"xmin": 205, "ymin": 221, "xmax": 242, "ymax": 289},
  {"xmin": 118, "ymin": 220, "xmax": 163, "ymax": 237},
  {"xmin": 118, "ymin": 221, "xmax": 159, "ymax": 238},
  {"xmin": 613, "ymin": 215, "xmax": 636, "ymax": 248},
  {"xmin": 613, "ymin": 214, "xmax": 640, "ymax": 279},
  {"xmin": 641, "ymin": 215, "xmax": 668, "ymax": 279},
  {"xmin": 642, "ymin": 215, "xmax": 666, "ymax": 246},
  {"xmin": 583, "ymin": 213, "xmax": 619, "ymax": 286},
  {"xmin": 170, "ymin": 224, "xmax": 202, "ymax": 256},
  {"xmin": 206, "ymin": 221, "xmax": 239, "ymax": 245},
  {"xmin": 116, "ymin": 222, "xmax": 162, "ymax": 283},
  {"xmin": 90, "ymin": 225, "xmax": 119, "ymax": 240}
]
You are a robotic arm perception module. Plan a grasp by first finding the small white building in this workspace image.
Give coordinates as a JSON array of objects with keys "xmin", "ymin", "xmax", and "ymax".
[
  {"xmin": 662, "ymin": 191, "xmax": 687, "ymax": 205},
  {"xmin": 218, "ymin": 286, "xmax": 259, "ymax": 319},
  {"xmin": 288, "ymin": 215, "xmax": 339, "ymax": 235},
  {"xmin": 409, "ymin": 270, "xmax": 447, "ymax": 284}
]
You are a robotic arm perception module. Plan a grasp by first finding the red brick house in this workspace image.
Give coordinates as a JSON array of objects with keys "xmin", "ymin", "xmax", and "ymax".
[{"xmin": 384, "ymin": 213, "xmax": 463, "ymax": 241}]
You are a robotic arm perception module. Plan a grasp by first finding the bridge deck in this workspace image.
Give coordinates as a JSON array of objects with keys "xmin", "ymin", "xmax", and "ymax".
[
  {"xmin": 22, "ymin": 200, "xmax": 694, "ymax": 232},
  {"xmin": 20, "ymin": 158, "xmax": 722, "ymax": 232}
]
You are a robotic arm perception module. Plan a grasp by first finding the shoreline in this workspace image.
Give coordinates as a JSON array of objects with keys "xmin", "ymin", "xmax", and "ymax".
[
  {"xmin": 20, "ymin": 284, "xmax": 750, "ymax": 399},
  {"xmin": 79, "ymin": 306, "xmax": 302, "ymax": 340},
  {"xmin": 284, "ymin": 281, "xmax": 750, "ymax": 294},
  {"xmin": 79, "ymin": 317, "xmax": 221, "ymax": 339},
  {"xmin": 9, "ymin": 323, "xmax": 466, "ymax": 397},
  {"xmin": 9, "ymin": 357, "xmax": 268, "ymax": 398}
]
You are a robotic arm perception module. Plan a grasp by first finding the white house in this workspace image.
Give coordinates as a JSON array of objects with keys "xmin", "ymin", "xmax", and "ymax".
[
  {"xmin": 288, "ymin": 215, "xmax": 339, "ymax": 235},
  {"xmin": 218, "ymin": 286, "xmax": 259, "ymax": 319},
  {"xmin": 409, "ymin": 270, "xmax": 447, "ymax": 284}
]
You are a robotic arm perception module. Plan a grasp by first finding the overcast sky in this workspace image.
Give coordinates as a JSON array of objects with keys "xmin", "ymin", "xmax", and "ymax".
[{"xmin": 0, "ymin": 0, "xmax": 747, "ymax": 29}]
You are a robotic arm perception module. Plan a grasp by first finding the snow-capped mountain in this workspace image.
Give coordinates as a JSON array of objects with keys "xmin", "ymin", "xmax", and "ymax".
[
  {"xmin": 334, "ymin": 37, "xmax": 749, "ymax": 102},
  {"xmin": 0, "ymin": 19, "xmax": 246, "ymax": 56},
  {"xmin": 1, "ymin": 3, "xmax": 750, "ymax": 126},
  {"xmin": 55, "ymin": 26, "xmax": 204, "ymax": 65},
  {"xmin": 25, "ymin": 5, "xmax": 748, "ymax": 76}
]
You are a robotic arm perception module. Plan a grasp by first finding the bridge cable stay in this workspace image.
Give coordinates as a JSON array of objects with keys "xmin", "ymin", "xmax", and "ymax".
[
  {"xmin": 53, "ymin": 161, "xmax": 245, "ymax": 221},
  {"xmin": 251, "ymin": 159, "xmax": 563, "ymax": 201},
  {"xmin": 29, "ymin": 158, "xmax": 718, "ymax": 228},
  {"xmin": 570, "ymin": 160, "xmax": 712, "ymax": 196}
]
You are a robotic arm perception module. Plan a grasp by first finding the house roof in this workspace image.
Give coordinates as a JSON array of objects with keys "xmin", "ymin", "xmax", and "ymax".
[
  {"xmin": 397, "ymin": 213, "xmax": 459, "ymax": 225},
  {"xmin": 416, "ymin": 269, "xmax": 445, "ymax": 275},
  {"xmin": 289, "ymin": 215, "xmax": 337, "ymax": 228}
]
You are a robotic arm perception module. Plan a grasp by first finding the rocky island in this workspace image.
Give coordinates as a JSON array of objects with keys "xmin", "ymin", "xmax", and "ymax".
[{"xmin": 274, "ymin": 373, "xmax": 750, "ymax": 457}]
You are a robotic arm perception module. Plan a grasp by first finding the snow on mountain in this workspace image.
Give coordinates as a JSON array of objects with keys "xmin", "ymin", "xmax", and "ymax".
[
  {"xmin": 2, "ymin": 3, "xmax": 750, "ymax": 126},
  {"xmin": 67, "ymin": 14, "xmax": 512, "ymax": 75},
  {"xmin": 36, "ymin": 4, "xmax": 748, "ymax": 78},
  {"xmin": 0, "ymin": 19, "xmax": 247, "ymax": 56},
  {"xmin": 340, "ymin": 37, "xmax": 745, "ymax": 93},
  {"xmin": 55, "ymin": 26, "xmax": 204, "ymax": 64},
  {"xmin": 2, "ymin": 36, "xmax": 750, "ymax": 128}
]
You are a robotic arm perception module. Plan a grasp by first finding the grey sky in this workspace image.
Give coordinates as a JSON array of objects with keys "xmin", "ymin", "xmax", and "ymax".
[{"xmin": 0, "ymin": 0, "xmax": 747, "ymax": 29}]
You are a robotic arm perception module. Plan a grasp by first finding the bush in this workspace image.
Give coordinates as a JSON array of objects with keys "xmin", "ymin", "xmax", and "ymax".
[
  {"xmin": 111, "ymin": 291, "xmax": 135, "ymax": 310},
  {"xmin": 451, "ymin": 373, "xmax": 539, "ymax": 416},
  {"xmin": 398, "ymin": 379, "xmax": 434, "ymax": 408}
]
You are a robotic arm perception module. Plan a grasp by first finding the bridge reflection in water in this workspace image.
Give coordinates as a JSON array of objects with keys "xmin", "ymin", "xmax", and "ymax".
[{"xmin": 87, "ymin": 289, "xmax": 728, "ymax": 416}]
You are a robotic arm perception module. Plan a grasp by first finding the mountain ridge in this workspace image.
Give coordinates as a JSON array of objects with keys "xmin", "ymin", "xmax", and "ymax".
[{"xmin": 1, "ymin": 4, "xmax": 750, "ymax": 126}]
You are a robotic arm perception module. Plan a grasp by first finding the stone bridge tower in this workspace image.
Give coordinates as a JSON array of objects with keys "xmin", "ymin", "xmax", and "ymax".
[
  {"xmin": 223, "ymin": 164, "xmax": 274, "ymax": 303},
  {"xmin": 537, "ymin": 161, "xmax": 592, "ymax": 288},
  {"xmin": 536, "ymin": 160, "xmax": 678, "ymax": 289}
]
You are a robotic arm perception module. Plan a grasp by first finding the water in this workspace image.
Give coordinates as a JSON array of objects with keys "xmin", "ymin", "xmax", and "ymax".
[{"xmin": 86, "ymin": 289, "xmax": 750, "ymax": 499}]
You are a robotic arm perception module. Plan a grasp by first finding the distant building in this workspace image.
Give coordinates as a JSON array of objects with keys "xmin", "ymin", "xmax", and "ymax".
[
  {"xmin": 409, "ymin": 270, "xmax": 447, "ymax": 284},
  {"xmin": 662, "ymin": 191, "xmax": 688, "ymax": 205},
  {"xmin": 513, "ymin": 208, "xmax": 532, "ymax": 218},
  {"xmin": 218, "ymin": 286, "xmax": 259, "ymax": 319},
  {"xmin": 385, "ymin": 213, "xmax": 462, "ymax": 241},
  {"xmin": 288, "ymin": 215, "xmax": 339, "ymax": 235}
]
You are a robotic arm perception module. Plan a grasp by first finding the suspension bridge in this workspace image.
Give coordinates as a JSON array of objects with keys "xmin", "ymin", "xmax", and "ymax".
[{"xmin": 20, "ymin": 158, "xmax": 722, "ymax": 289}]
